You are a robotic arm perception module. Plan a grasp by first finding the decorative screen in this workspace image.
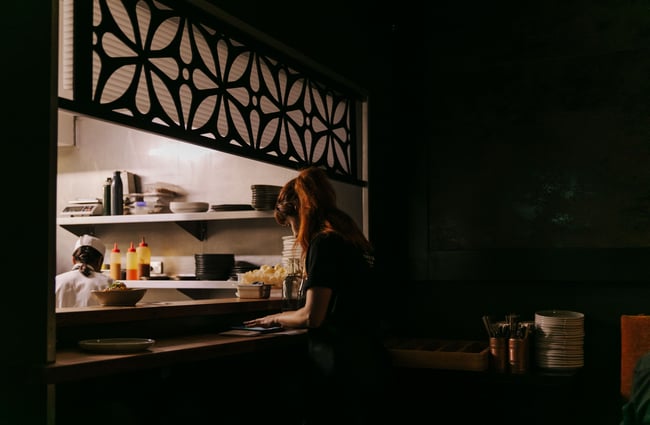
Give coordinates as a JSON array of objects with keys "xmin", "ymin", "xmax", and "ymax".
[{"xmin": 61, "ymin": 0, "xmax": 365, "ymax": 184}]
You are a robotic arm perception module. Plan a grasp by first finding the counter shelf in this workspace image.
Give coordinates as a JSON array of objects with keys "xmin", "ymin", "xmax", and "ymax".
[
  {"xmin": 57, "ymin": 210, "xmax": 275, "ymax": 240},
  {"xmin": 55, "ymin": 297, "xmax": 283, "ymax": 327}
]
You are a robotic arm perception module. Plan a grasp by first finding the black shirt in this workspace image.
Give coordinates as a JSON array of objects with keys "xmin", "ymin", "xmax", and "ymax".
[
  {"xmin": 303, "ymin": 232, "xmax": 377, "ymax": 331},
  {"xmin": 299, "ymin": 232, "xmax": 388, "ymax": 424}
]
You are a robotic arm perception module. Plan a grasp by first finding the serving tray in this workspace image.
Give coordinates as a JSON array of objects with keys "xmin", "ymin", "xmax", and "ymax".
[{"xmin": 384, "ymin": 337, "xmax": 489, "ymax": 371}]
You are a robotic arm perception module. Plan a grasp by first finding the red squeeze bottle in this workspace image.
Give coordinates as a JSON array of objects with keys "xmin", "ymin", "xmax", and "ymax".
[
  {"xmin": 110, "ymin": 243, "xmax": 121, "ymax": 280},
  {"xmin": 126, "ymin": 242, "xmax": 138, "ymax": 280}
]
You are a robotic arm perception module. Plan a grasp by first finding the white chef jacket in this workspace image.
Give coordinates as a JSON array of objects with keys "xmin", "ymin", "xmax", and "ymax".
[{"xmin": 55, "ymin": 264, "xmax": 114, "ymax": 308}]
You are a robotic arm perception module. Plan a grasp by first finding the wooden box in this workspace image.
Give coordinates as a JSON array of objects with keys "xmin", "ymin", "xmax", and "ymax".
[{"xmin": 385, "ymin": 337, "xmax": 489, "ymax": 371}]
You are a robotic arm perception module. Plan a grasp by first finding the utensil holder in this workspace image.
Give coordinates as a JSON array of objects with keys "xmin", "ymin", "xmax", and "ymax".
[
  {"xmin": 489, "ymin": 337, "xmax": 507, "ymax": 373},
  {"xmin": 508, "ymin": 337, "xmax": 530, "ymax": 374}
]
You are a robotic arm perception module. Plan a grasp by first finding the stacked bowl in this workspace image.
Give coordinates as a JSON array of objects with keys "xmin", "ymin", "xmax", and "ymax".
[
  {"xmin": 169, "ymin": 201, "xmax": 209, "ymax": 213},
  {"xmin": 251, "ymin": 185, "xmax": 282, "ymax": 211},
  {"xmin": 194, "ymin": 253, "xmax": 235, "ymax": 280},
  {"xmin": 230, "ymin": 260, "xmax": 259, "ymax": 281}
]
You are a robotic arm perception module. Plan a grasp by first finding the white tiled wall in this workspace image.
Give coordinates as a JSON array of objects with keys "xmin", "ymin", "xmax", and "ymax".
[{"xmin": 56, "ymin": 115, "xmax": 365, "ymax": 275}]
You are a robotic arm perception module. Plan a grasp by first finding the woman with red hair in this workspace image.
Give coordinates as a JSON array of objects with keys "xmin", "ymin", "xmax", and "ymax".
[{"xmin": 245, "ymin": 166, "xmax": 389, "ymax": 425}]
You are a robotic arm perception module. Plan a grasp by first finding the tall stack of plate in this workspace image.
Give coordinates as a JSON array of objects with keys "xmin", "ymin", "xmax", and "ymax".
[
  {"xmin": 534, "ymin": 310, "xmax": 584, "ymax": 370},
  {"xmin": 282, "ymin": 235, "xmax": 302, "ymax": 273},
  {"xmin": 194, "ymin": 253, "xmax": 235, "ymax": 280},
  {"xmin": 251, "ymin": 185, "xmax": 282, "ymax": 211}
]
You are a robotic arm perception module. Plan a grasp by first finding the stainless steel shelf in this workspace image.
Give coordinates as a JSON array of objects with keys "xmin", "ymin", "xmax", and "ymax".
[{"xmin": 57, "ymin": 210, "xmax": 275, "ymax": 240}]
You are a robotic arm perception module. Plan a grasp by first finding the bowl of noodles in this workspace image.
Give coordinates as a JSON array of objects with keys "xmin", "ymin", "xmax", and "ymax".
[{"xmin": 91, "ymin": 281, "xmax": 147, "ymax": 306}]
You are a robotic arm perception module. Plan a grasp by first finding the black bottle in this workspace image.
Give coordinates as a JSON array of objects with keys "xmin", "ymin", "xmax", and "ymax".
[
  {"xmin": 103, "ymin": 177, "xmax": 112, "ymax": 215},
  {"xmin": 111, "ymin": 171, "xmax": 123, "ymax": 215}
]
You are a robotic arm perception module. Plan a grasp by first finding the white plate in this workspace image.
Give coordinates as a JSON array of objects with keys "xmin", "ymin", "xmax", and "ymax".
[
  {"xmin": 78, "ymin": 338, "xmax": 155, "ymax": 353},
  {"xmin": 535, "ymin": 310, "xmax": 584, "ymax": 319}
]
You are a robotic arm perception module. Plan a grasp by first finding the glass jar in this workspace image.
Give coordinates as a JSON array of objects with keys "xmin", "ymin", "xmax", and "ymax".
[{"xmin": 282, "ymin": 273, "xmax": 304, "ymax": 311}]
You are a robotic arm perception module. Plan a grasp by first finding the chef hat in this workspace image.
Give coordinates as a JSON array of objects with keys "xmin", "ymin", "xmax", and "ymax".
[{"xmin": 74, "ymin": 234, "xmax": 106, "ymax": 257}]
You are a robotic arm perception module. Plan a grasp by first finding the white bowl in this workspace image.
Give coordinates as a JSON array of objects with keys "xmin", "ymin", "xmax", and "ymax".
[
  {"xmin": 169, "ymin": 202, "xmax": 209, "ymax": 213},
  {"xmin": 91, "ymin": 288, "xmax": 147, "ymax": 306}
]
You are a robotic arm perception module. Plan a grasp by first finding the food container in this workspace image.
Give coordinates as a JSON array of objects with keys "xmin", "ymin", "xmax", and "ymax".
[
  {"xmin": 236, "ymin": 283, "xmax": 272, "ymax": 299},
  {"xmin": 91, "ymin": 288, "xmax": 147, "ymax": 306},
  {"xmin": 132, "ymin": 201, "xmax": 150, "ymax": 214}
]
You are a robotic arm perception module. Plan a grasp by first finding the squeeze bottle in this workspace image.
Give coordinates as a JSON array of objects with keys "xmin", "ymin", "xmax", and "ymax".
[
  {"xmin": 136, "ymin": 236, "xmax": 151, "ymax": 279},
  {"xmin": 110, "ymin": 243, "xmax": 121, "ymax": 280},
  {"xmin": 126, "ymin": 241, "xmax": 138, "ymax": 280}
]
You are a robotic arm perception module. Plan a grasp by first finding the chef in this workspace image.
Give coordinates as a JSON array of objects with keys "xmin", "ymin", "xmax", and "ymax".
[{"xmin": 55, "ymin": 234, "xmax": 114, "ymax": 308}]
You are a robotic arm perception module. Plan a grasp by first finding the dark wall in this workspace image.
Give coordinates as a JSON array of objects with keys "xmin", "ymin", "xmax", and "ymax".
[
  {"xmin": 382, "ymin": 0, "xmax": 650, "ymax": 260},
  {"xmin": 4, "ymin": 1, "xmax": 57, "ymax": 424},
  {"xmin": 178, "ymin": 1, "xmax": 650, "ymax": 424},
  {"xmin": 379, "ymin": 2, "xmax": 650, "ymax": 424}
]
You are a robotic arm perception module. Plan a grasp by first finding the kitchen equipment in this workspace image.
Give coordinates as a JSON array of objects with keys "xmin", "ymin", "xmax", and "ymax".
[
  {"xmin": 508, "ymin": 337, "xmax": 530, "ymax": 374},
  {"xmin": 489, "ymin": 337, "xmax": 508, "ymax": 373},
  {"xmin": 61, "ymin": 199, "xmax": 103, "ymax": 217}
]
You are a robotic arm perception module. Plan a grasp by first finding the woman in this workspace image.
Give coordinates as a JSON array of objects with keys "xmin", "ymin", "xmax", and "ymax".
[
  {"xmin": 244, "ymin": 166, "xmax": 390, "ymax": 425},
  {"xmin": 55, "ymin": 234, "xmax": 113, "ymax": 308}
]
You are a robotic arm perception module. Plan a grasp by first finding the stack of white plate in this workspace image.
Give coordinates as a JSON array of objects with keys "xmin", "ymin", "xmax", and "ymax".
[
  {"xmin": 282, "ymin": 235, "xmax": 302, "ymax": 273},
  {"xmin": 534, "ymin": 310, "xmax": 584, "ymax": 370},
  {"xmin": 169, "ymin": 201, "xmax": 209, "ymax": 213}
]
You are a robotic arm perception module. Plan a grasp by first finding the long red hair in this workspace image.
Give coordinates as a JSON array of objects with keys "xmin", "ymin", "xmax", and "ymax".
[{"xmin": 274, "ymin": 166, "xmax": 372, "ymax": 264}]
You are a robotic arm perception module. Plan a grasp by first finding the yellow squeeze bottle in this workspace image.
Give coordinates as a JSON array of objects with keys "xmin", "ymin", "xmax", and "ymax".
[{"xmin": 136, "ymin": 236, "xmax": 151, "ymax": 279}]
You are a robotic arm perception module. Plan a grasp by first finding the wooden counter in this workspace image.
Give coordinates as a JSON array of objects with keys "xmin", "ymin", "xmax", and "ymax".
[
  {"xmin": 56, "ymin": 297, "xmax": 284, "ymax": 327},
  {"xmin": 50, "ymin": 297, "xmax": 306, "ymax": 384},
  {"xmin": 46, "ymin": 329, "xmax": 307, "ymax": 384}
]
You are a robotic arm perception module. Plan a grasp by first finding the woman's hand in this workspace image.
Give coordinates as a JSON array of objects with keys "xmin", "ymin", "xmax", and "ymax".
[
  {"xmin": 243, "ymin": 287, "xmax": 331, "ymax": 330},
  {"xmin": 244, "ymin": 314, "xmax": 280, "ymax": 328}
]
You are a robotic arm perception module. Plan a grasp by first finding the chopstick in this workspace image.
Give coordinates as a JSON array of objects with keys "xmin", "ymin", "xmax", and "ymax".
[{"xmin": 482, "ymin": 315, "xmax": 494, "ymax": 338}]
